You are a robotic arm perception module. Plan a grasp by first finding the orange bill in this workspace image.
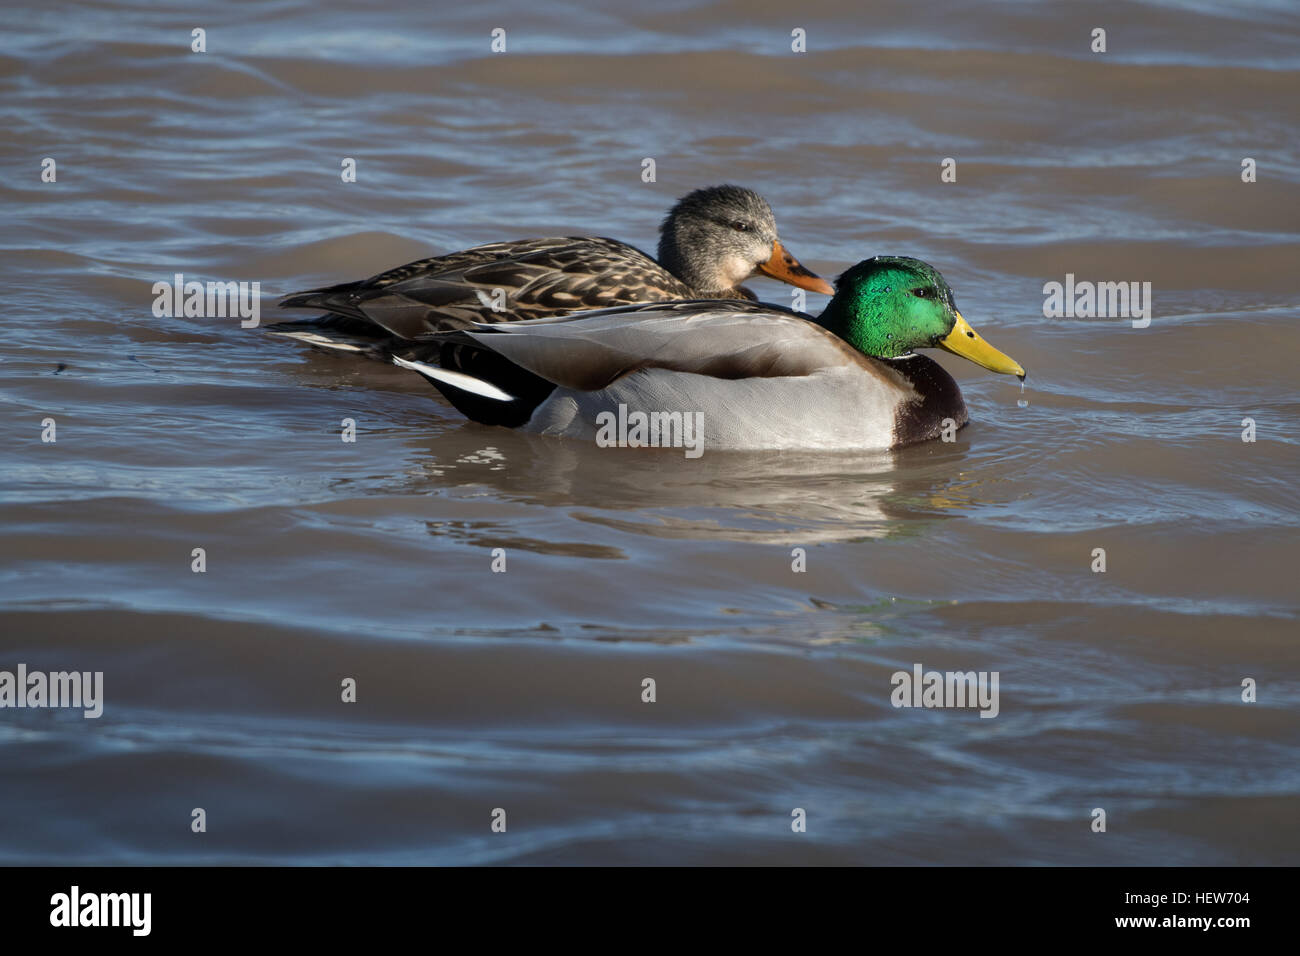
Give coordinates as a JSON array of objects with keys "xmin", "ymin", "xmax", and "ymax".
[{"xmin": 757, "ymin": 240, "xmax": 835, "ymax": 295}]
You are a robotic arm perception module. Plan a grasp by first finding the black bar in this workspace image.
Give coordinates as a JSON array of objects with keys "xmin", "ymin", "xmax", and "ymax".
[{"xmin": 2, "ymin": 866, "xmax": 1284, "ymax": 941}]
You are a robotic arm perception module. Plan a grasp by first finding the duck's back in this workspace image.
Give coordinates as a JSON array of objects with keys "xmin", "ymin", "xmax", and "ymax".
[{"xmin": 274, "ymin": 236, "xmax": 693, "ymax": 343}]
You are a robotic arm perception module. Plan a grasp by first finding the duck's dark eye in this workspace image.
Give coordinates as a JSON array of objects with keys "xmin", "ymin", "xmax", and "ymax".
[
  {"xmin": 912, "ymin": 287, "xmax": 934, "ymax": 298},
  {"xmin": 731, "ymin": 221, "xmax": 752, "ymax": 232}
]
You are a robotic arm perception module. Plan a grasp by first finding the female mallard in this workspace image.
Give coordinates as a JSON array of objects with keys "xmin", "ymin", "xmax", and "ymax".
[
  {"xmin": 387, "ymin": 256, "xmax": 1026, "ymax": 450},
  {"xmin": 267, "ymin": 185, "xmax": 832, "ymax": 355}
]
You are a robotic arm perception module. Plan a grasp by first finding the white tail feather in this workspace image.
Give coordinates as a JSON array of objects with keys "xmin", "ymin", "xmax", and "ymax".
[
  {"xmin": 267, "ymin": 330, "xmax": 366, "ymax": 353},
  {"xmin": 392, "ymin": 356, "xmax": 516, "ymax": 402}
]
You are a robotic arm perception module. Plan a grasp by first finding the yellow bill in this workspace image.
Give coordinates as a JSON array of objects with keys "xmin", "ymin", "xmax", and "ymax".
[{"xmin": 938, "ymin": 312, "xmax": 1025, "ymax": 378}]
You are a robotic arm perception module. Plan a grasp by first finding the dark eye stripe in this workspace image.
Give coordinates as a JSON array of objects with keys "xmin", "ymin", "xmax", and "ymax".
[{"xmin": 711, "ymin": 216, "xmax": 754, "ymax": 232}]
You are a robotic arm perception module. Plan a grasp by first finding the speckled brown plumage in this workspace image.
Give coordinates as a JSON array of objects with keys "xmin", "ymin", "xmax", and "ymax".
[
  {"xmin": 279, "ymin": 236, "xmax": 698, "ymax": 338},
  {"xmin": 267, "ymin": 186, "xmax": 830, "ymax": 357}
]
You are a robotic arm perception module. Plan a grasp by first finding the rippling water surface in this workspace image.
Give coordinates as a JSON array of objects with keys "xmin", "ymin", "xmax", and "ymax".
[{"xmin": 1, "ymin": 0, "xmax": 1298, "ymax": 864}]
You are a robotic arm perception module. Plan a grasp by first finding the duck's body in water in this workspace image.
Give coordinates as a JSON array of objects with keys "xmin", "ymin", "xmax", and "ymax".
[{"xmin": 389, "ymin": 256, "xmax": 1027, "ymax": 451}]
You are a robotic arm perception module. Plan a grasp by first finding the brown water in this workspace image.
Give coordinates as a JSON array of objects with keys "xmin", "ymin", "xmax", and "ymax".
[{"xmin": 1, "ymin": 0, "xmax": 1298, "ymax": 864}]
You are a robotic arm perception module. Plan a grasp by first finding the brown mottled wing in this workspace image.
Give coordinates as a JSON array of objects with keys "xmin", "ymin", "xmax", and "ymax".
[{"xmin": 278, "ymin": 236, "xmax": 693, "ymax": 339}]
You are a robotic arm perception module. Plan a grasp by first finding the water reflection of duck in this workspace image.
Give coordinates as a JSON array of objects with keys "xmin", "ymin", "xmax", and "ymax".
[{"xmin": 385, "ymin": 421, "xmax": 989, "ymax": 547}]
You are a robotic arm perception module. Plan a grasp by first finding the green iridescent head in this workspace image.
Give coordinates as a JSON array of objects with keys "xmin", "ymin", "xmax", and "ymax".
[{"xmin": 818, "ymin": 256, "xmax": 1024, "ymax": 377}]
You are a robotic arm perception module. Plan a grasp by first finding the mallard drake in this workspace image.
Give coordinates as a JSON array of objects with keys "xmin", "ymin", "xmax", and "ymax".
[
  {"xmin": 266, "ymin": 185, "xmax": 832, "ymax": 355},
  {"xmin": 387, "ymin": 256, "xmax": 1025, "ymax": 450}
]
